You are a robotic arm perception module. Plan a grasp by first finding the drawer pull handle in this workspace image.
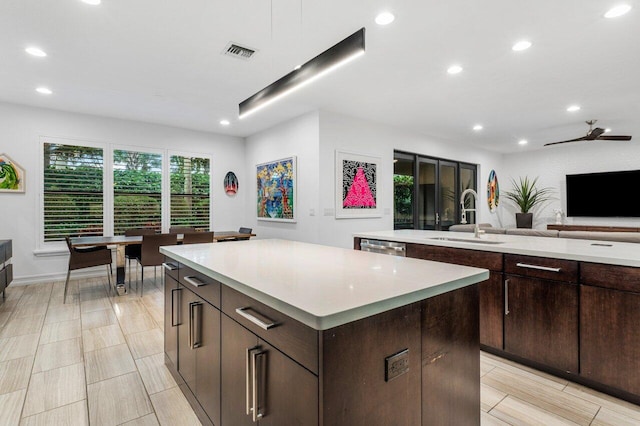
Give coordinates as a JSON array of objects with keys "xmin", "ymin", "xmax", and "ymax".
[
  {"xmin": 504, "ymin": 279, "xmax": 510, "ymax": 316},
  {"xmin": 189, "ymin": 302, "xmax": 202, "ymax": 349},
  {"xmin": 162, "ymin": 262, "xmax": 178, "ymax": 271},
  {"xmin": 516, "ymin": 262, "xmax": 561, "ymax": 273},
  {"xmin": 236, "ymin": 307, "xmax": 278, "ymax": 330},
  {"xmin": 246, "ymin": 346, "xmax": 265, "ymax": 421},
  {"xmin": 184, "ymin": 275, "xmax": 207, "ymax": 287},
  {"xmin": 171, "ymin": 288, "xmax": 182, "ymax": 327}
]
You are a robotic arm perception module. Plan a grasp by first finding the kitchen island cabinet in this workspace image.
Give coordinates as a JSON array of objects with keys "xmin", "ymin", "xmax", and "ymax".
[{"xmin": 161, "ymin": 239, "xmax": 488, "ymax": 426}]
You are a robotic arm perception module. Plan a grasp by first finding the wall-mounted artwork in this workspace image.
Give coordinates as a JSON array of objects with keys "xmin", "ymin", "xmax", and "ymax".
[
  {"xmin": 224, "ymin": 171, "xmax": 238, "ymax": 195},
  {"xmin": 256, "ymin": 156, "xmax": 296, "ymax": 222},
  {"xmin": 0, "ymin": 153, "xmax": 25, "ymax": 193},
  {"xmin": 487, "ymin": 169, "xmax": 499, "ymax": 212},
  {"xmin": 335, "ymin": 150, "xmax": 381, "ymax": 218}
]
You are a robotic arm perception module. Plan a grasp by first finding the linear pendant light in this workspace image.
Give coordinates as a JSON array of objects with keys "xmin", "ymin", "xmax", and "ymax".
[{"xmin": 239, "ymin": 27, "xmax": 366, "ymax": 119}]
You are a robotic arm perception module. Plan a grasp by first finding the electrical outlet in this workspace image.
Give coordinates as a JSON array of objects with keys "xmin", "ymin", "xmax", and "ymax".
[{"xmin": 385, "ymin": 349, "xmax": 409, "ymax": 382}]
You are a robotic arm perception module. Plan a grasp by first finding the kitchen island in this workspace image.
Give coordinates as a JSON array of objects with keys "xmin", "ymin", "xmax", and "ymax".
[
  {"xmin": 160, "ymin": 239, "xmax": 489, "ymax": 426},
  {"xmin": 354, "ymin": 230, "xmax": 640, "ymax": 405}
]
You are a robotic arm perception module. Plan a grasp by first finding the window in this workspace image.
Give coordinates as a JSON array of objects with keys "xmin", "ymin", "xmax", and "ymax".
[
  {"xmin": 43, "ymin": 142, "xmax": 104, "ymax": 241},
  {"xmin": 113, "ymin": 149, "xmax": 163, "ymax": 235},
  {"xmin": 393, "ymin": 151, "xmax": 477, "ymax": 231},
  {"xmin": 170, "ymin": 155, "xmax": 210, "ymax": 230}
]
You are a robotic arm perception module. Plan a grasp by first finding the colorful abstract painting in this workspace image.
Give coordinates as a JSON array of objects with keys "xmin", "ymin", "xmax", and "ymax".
[
  {"xmin": 256, "ymin": 156, "xmax": 296, "ymax": 222},
  {"xmin": 335, "ymin": 151, "xmax": 381, "ymax": 218},
  {"xmin": 487, "ymin": 169, "xmax": 499, "ymax": 212},
  {"xmin": 224, "ymin": 171, "xmax": 238, "ymax": 195},
  {"xmin": 0, "ymin": 153, "xmax": 25, "ymax": 193}
]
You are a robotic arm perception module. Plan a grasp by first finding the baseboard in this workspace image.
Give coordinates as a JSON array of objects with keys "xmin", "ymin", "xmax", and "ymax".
[{"xmin": 10, "ymin": 268, "xmax": 109, "ymax": 286}]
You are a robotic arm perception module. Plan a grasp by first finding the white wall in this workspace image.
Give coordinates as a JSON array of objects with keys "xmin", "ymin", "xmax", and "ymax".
[
  {"xmin": 501, "ymin": 142, "xmax": 640, "ymax": 228},
  {"xmin": 244, "ymin": 111, "xmax": 321, "ymax": 243},
  {"xmin": 0, "ymin": 102, "xmax": 245, "ymax": 284}
]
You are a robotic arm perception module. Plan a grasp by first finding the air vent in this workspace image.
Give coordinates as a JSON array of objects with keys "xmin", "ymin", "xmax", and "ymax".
[{"xmin": 223, "ymin": 42, "xmax": 257, "ymax": 60}]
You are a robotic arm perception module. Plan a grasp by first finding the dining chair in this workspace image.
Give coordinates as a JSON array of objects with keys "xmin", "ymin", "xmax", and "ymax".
[
  {"xmin": 169, "ymin": 226, "xmax": 196, "ymax": 234},
  {"xmin": 182, "ymin": 231, "xmax": 214, "ymax": 244},
  {"xmin": 236, "ymin": 227, "xmax": 253, "ymax": 241},
  {"xmin": 124, "ymin": 228, "xmax": 156, "ymax": 289},
  {"xmin": 137, "ymin": 233, "xmax": 178, "ymax": 296},
  {"xmin": 64, "ymin": 237, "xmax": 113, "ymax": 303}
]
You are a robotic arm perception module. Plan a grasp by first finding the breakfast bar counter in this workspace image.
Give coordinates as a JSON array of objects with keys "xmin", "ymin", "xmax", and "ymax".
[{"xmin": 160, "ymin": 239, "xmax": 489, "ymax": 425}]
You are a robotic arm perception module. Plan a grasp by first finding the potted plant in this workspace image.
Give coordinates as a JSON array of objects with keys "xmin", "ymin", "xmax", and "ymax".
[{"xmin": 503, "ymin": 176, "xmax": 554, "ymax": 228}]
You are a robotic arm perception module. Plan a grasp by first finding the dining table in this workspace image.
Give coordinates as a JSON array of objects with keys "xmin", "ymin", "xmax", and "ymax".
[{"xmin": 69, "ymin": 230, "xmax": 256, "ymax": 295}]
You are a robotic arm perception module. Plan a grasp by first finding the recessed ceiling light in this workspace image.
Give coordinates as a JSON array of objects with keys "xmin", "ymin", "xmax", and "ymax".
[
  {"xmin": 512, "ymin": 40, "xmax": 532, "ymax": 51},
  {"xmin": 604, "ymin": 4, "xmax": 631, "ymax": 18},
  {"xmin": 566, "ymin": 105, "xmax": 581, "ymax": 112},
  {"xmin": 220, "ymin": 119, "xmax": 230, "ymax": 126},
  {"xmin": 473, "ymin": 124, "xmax": 483, "ymax": 131},
  {"xmin": 518, "ymin": 139, "xmax": 528, "ymax": 145},
  {"xmin": 25, "ymin": 47, "xmax": 47, "ymax": 57},
  {"xmin": 293, "ymin": 64, "xmax": 302, "ymax": 70},
  {"xmin": 36, "ymin": 87, "xmax": 52, "ymax": 95},
  {"xmin": 375, "ymin": 11, "xmax": 395, "ymax": 25},
  {"xmin": 81, "ymin": 0, "xmax": 101, "ymax": 5},
  {"xmin": 605, "ymin": 128, "xmax": 612, "ymax": 133},
  {"xmin": 447, "ymin": 64, "xmax": 463, "ymax": 75}
]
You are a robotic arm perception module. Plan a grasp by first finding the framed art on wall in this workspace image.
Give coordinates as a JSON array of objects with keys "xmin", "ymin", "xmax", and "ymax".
[
  {"xmin": 256, "ymin": 156, "xmax": 296, "ymax": 222},
  {"xmin": 224, "ymin": 171, "xmax": 238, "ymax": 195},
  {"xmin": 0, "ymin": 153, "xmax": 25, "ymax": 193},
  {"xmin": 335, "ymin": 150, "xmax": 381, "ymax": 218}
]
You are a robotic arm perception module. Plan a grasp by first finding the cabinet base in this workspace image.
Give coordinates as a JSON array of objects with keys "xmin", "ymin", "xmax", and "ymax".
[
  {"xmin": 480, "ymin": 346, "xmax": 640, "ymax": 406},
  {"xmin": 164, "ymin": 354, "xmax": 214, "ymax": 426}
]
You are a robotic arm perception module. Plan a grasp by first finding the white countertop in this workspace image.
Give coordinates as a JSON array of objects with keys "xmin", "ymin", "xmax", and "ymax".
[
  {"xmin": 160, "ymin": 239, "xmax": 488, "ymax": 331},
  {"xmin": 354, "ymin": 230, "xmax": 640, "ymax": 268}
]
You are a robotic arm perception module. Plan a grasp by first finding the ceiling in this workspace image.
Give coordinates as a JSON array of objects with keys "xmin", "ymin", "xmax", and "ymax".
[{"xmin": 1, "ymin": 0, "xmax": 638, "ymax": 153}]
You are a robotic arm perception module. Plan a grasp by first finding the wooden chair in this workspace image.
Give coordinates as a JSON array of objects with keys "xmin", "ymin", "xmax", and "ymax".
[
  {"xmin": 124, "ymin": 228, "xmax": 155, "ymax": 289},
  {"xmin": 182, "ymin": 231, "xmax": 214, "ymax": 244},
  {"xmin": 237, "ymin": 227, "xmax": 253, "ymax": 241},
  {"xmin": 64, "ymin": 237, "xmax": 113, "ymax": 303},
  {"xmin": 137, "ymin": 233, "xmax": 177, "ymax": 295},
  {"xmin": 169, "ymin": 226, "xmax": 195, "ymax": 234}
]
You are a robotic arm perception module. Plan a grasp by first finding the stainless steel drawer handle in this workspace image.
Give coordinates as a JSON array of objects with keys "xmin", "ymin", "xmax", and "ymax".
[
  {"xmin": 162, "ymin": 262, "xmax": 178, "ymax": 271},
  {"xmin": 246, "ymin": 346, "xmax": 265, "ymax": 421},
  {"xmin": 189, "ymin": 302, "xmax": 202, "ymax": 349},
  {"xmin": 516, "ymin": 262, "xmax": 561, "ymax": 273},
  {"xmin": 236, "ymin": 307, "xmax": 278, "ymax": 330},
  {"xmin": 171, "ymin": 288, "xmax": 182, "ymax": 327},
  {"xmin": 252, "ymin": 349, "xmax": 266, "ymax": 422},
  {"xmin": 504, "ymin": 279, "xmax": 510, "ymax": 316},
  {"xmin": 184, "ymin": 275, "xmax": 207, "ymax": 287}
]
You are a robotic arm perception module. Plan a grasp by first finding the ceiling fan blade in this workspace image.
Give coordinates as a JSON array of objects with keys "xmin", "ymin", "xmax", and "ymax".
[
  {"xmin": 597, "ymin": 135, "xmax": 632, "ymax": 141},
  {"xmin": 543, "ymin": 136, "xmax": 588, "ymax": 146},
  {"xmin": 587, "ymin": 127, "xmax": 606, "ymax": 139}
]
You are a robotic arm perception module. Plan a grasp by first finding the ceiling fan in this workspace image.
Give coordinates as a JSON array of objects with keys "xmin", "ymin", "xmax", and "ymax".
[{"xmin": 544, "ymin": 120, "xmax": 632, "ymax": 147}]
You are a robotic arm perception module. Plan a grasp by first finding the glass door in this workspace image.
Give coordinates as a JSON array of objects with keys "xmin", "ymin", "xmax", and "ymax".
[
  {"xmin": 438, "ymin": 161, "xmax": 458, "ymax": 230},
  {"xmin": 393, "ymin": 153, "xmax": 415, "ymax": 229},
  {"xmin": 460, "ymin": 163, "xmax": 477, "ymax": 225},
  {"xmin": 418, "ymin": 158, "xmax": 437, "ymax": 229}
]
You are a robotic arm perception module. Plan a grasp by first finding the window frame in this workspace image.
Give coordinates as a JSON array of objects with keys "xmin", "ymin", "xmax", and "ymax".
[{"xmin": 168, "ymin": 150, "xmax": 213, "ymax": 232}]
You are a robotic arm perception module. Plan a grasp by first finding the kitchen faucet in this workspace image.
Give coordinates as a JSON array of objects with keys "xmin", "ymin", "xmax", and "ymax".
[{"xmin": 460, "ymin": 188, "xmax": 484, "ymax": 238}]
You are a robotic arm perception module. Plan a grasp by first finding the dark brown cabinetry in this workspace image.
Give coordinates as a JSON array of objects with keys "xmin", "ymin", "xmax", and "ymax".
[
  {"xmin": 1, "ymin": 240, "xmax": 13, "ymax": 297},
  {"xmin": 406, "ymin": 242, "xmax": 504, "ymax": 350},
  {"xmin": 164, "ymin": 274, "xmax": 179, "ymax": 367},
  {"xmin": 220, "ymin": 315, "xmax": 318, "ymax": 426},
  {"xmin": 580, "ymin": 263, "xmax": 640, "ymax": 397}
]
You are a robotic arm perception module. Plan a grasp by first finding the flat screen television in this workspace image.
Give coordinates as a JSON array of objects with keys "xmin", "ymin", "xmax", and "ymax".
[{"xmin": 566, "ymin": 169, "xmax": 640, "ymax": 217}]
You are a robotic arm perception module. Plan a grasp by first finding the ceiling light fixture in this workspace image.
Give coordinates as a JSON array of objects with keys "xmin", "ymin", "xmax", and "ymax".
[
  {"xmin": 375, "ymin": 12, "xmax": 395, "ymax": 25},
  {"xmin": 25, "ymin": 47, "xmax": 47, "ymax": 57},
  {"xmin": 512, "ymin": 40, "xmax": 532, "ymax": 51},
  {"xmin": 239, "ymin": 28, "xmax": 365, "ymax": 120},
  {"xmin": 604, "ymin": 4, "xmax": 631, "ymax": 18},
  {"xmin": 473, "ymin": 124, "xmax": 483, "ymax": 131},
  {"xmin": 36, "ymin": 87, "xmax": 52, "ymax": 95},
  {"xmin": 605, "ymin": 128, "xmax": 612, "ymax": 133},
  {"xmin": 518, "ymin": 139, "xmax": 528, "ymax": 145},
  {"xmin": 220, "ymin": 119, "xmax": 230, "ymax": 126},
  {"xmin": 567, "ymin": 105, "xmax": 581, "ymax": 112},
  {"xmin": 81, "ymin": 0, "xmax": 101, "ymax": 5},
  {"xmin": 447, "ymin": 64, "xmax": 463, "ymax": 74}
]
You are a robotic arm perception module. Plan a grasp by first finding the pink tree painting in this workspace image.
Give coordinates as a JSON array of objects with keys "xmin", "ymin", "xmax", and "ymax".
[{"xmin": 342, "ymin": 161, "xmax": 376, "ymax": 209}]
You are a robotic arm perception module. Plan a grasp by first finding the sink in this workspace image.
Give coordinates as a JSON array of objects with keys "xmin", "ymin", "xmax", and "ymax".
[{"xmin": 428, "ymin": 237, "xmax": 504, "ymax": 245}]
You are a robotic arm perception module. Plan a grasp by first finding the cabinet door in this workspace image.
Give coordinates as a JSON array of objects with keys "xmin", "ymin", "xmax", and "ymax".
[
  {"xmin": 480, "ymin": 272, "xmax": 503, "ymax": 350},
  {"xmin": 258, "ymin": 339, "xmax": 318, "ymax": 426},
  {"xmin": 164, "ymin": 275, "xmax": 180, "ymax": 367},
  {"xmin": 581, "ymin": 285, "xmax": 640, "ymax": 395},
  {"xmin": 177, "ymin": 286, "xmax": 199, "ymax": 394},
  {"xmin": 221, "ymin": 315, "xmax": 258, "ymax": 426},
  {"xmin": 504, "ymin": 275, "xmax": 578, "ymax": 373},
  {"xmin": 196, "ymin": 300, "xmax": 221, "ymax": 426}
]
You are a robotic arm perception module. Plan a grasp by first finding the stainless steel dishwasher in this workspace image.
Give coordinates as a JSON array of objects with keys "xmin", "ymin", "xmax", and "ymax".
[{"xmin": 359, "ymin": 239, "xmax": 406, "ymax": 257}]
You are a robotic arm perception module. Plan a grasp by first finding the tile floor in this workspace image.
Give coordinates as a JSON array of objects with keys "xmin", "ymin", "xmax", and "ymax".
[{"xmin": 1, "ymin": 273, "xmax": 640, "ymax": 425}]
